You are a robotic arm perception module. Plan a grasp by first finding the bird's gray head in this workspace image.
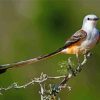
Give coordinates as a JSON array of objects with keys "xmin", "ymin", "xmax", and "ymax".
[
  {"xmin": 84, "ymin": 14, "xmax": 99, "ymax": 21},
  {"xmin": 82, "ymin": 14, "xmax": 99, "ymax": 30}
]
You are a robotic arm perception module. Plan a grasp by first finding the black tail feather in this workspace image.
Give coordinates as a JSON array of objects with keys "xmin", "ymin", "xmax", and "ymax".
[{"xmin": 0, "ymin": 69, "xmax": 7, "ymax": 74}]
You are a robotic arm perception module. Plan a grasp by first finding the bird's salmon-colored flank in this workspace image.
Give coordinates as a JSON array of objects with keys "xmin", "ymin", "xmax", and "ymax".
[
  {"xmin": 64, "ymin": 37, "xmax": 86, "ymax": 54},
  {"xmin": 65, "ymin": 42, "xmax": 82, "ymax": 54},
  {"xmin": 0, "ymin": 14, "xmax": 100, "ymax": 74}
]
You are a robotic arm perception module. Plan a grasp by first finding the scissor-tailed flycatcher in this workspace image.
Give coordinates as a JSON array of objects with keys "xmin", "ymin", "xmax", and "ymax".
[{"xmin": 0, "ymin": 14, "xmax": 100, "ymax": 74}]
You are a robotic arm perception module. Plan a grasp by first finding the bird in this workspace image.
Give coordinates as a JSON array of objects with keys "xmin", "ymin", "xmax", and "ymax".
[{"xmin": 0, "ymin": 14, "xmax": 100, "ymax": 74}]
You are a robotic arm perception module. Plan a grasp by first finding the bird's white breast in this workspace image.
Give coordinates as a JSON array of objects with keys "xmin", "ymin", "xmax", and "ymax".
[{"xmin": 80, "ymin": 28, "xmax": 99, "ymax": 50}]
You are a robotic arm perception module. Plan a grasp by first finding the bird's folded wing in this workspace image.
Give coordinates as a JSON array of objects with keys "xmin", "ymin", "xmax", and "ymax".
[{"xmin": 65, "ymin": 29, "xmax": 87, "ymax": 47}]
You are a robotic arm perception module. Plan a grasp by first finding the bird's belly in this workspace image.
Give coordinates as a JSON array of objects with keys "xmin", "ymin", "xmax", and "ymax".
[
  {"xmin": 80, "ymin": 40, "xmax": 96, "ymax": 49},
  {"xmin": 80, "ymin": 32, "xmax": 99, "ymax": 50},
  {"xmin": 62, "ymin": 39, "xmax": 98, "ymax": 54},
  {"xmin": 61, "ymin": 41, "xmax": 83, "ymax": 54}
]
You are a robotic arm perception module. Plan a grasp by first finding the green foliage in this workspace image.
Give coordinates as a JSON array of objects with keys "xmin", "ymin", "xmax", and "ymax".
[{"xmin": 57, "ymin": 61, "xmax": 68, "ymax": 75}]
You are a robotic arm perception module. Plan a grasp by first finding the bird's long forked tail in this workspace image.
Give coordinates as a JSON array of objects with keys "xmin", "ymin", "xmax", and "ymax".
[{"xmin": 0, "ymin": 45, "xmax": 67, "ymax": 74}]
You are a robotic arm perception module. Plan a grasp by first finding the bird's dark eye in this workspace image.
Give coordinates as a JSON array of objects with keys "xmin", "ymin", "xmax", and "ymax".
[{"xmin": 87, "ymin": 18, "xmax": 90, "ymax": 20}]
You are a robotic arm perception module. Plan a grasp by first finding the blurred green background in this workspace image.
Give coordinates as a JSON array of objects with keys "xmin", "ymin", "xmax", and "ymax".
[{"xmin": 0, "ymin": 0, "xmax": 100, "ymax": 100}]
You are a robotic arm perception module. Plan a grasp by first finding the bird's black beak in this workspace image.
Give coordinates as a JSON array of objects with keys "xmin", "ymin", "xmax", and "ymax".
[{"xmin": 93, "ymin": 17, "xmax": 99, "ymax": 21}]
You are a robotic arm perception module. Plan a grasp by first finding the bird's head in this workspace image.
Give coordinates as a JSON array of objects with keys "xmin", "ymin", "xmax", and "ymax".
[{"xmin": 83, "ymin": 14, "xmax": 99, "ymax": 27}]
